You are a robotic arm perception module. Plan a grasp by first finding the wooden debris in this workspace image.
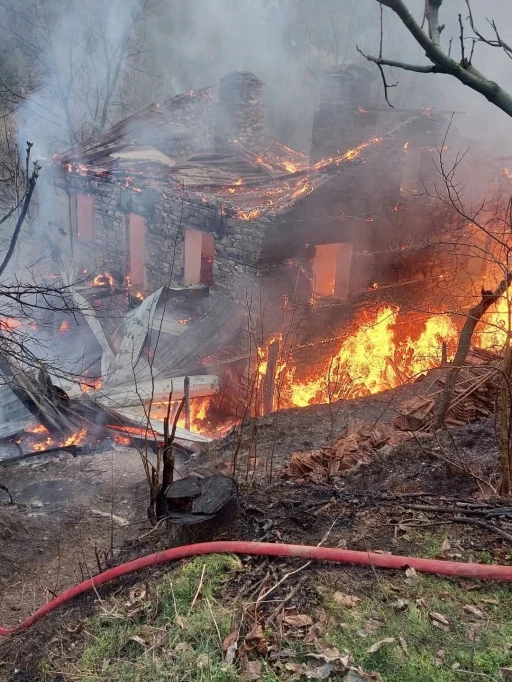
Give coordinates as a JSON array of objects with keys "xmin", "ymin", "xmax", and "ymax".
[
  {"xmin": 286, "ymin": 420, "xmax": 398, "ymax": 483},
  {"xmin": 394, "ymin": 348, "xmax": 500, "ymax": 432},
  {"xmin": 165, "ymin": 474, "xmax": 238, "ymax": 544},
  {"xmin": 288, "ymin": 348, "xmax": 503, "ymax": 484}
]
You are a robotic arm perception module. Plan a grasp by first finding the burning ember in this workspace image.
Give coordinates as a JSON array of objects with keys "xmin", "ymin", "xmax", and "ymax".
[
  {"xmin": 92, "ymin": 273, "xmax": 115, "ymax": 287},
  {"xmin": 63, "ymin": 428, "xmax": 88, "ymax": 446},
  {"xmin": 22, "ymin": 425, "xmax": 89, "ymax": 452},
  {"xmin": 80, "ymin": 376, "xmax": 102, "ymax": 394}
]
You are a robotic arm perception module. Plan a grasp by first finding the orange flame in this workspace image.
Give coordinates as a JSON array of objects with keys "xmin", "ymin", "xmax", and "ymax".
[
  {"xmin": 80, "ymin": 376, "xmax": 102, "ymax": 394},
  {"xmin": 63, "ymin": 428, "xmax": 88, "ymax": 447},
  {"xmin": 25, "ymin": 424, "xmax": 49, "ymax": 434},
  {"xmin": 92, "ymin": 273, "xmax": 115, "ymax": 287},
  {"xmin": 258, "ymin": 306, "xmax": 459, "ymax": 409}
]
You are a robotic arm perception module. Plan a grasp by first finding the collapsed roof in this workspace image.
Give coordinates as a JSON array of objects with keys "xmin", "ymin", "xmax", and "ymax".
[{"xmin": 54, "ymin": 72, "xmax": 438, "ymax": 220}]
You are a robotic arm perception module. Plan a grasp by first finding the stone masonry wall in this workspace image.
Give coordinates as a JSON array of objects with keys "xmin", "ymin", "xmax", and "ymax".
[{"xmin": 52, "ymin": 169, "xmax": 266, "ymax": 311}]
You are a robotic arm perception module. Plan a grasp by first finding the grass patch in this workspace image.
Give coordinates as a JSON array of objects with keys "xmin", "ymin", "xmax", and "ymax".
[
  {"xmin": 39, "ymin": 529, "xmax": 512, "ymax": 682},
  {"xmin": 323, "ymin": 572, "xmax": 512, "ymax": 682},
  {"xmin": 43, "ymin": 554, "xmax": 242, "ymax": 682}
]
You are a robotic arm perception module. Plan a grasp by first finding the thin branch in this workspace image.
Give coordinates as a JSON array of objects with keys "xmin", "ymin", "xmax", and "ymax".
[
  {"xmin": 0, "ymin": 143, "xmax": 40, "ymax": 279},
  {"xmin": 372, "ymin": 0, "xmax": 512, "ymax": 119}
]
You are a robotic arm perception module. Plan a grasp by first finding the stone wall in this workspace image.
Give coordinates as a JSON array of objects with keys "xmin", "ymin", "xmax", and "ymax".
[
  {"xmin": 52, "ymin": 169, "xmax": 266, "ymax": 311},
  {"xmin": 310, "ymin": 64, "xmax": 378, "ymax": 164},
  {"xmin": 214, "ymin": 72, "xmax": 265, "ymax": 154}
]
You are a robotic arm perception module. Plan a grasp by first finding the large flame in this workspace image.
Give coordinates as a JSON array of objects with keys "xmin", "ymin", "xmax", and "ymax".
[
  {"xmin": 476, "ymin": 287, "xmax": 512, "ymax": 350},
  {"xmin": 258, "ymin": 306, "xmax": 459, "ymax": 410}
]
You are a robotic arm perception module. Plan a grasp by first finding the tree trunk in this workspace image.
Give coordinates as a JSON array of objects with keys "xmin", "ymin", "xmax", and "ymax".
[
  {"xmin": 434, "ymin": 272, "xmax": 512, "ymax": 429},
  {"xmin": 498, "ymin": 348, "xmax": 512, "ymax": 496}
]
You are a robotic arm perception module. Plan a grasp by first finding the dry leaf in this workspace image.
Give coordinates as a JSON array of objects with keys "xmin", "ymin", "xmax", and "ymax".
[
  {"xmin": 66, "ymin": 623, "xmax": 82, "ymax": 634},
  {"xmin": 241, "ymin": 659, "xmax": 262, "ymax": 681},
  {"xmin": 404, "ymin": 567, "xmax": 419, "ymax": 586},
  {"xmin": 128, "ymin": 585, "xmax": 147, "ymax": 605},
  {"xmin": 415, "ymin": 597, "xmax": 427, "ymax": 609},
  {"xmin": 304, "ymin": 662, "xmax": 335, "ymax": 679},
  {"xmin": 314, "ymin": 644, "xmax": 341, "ymax": 661},
  {"xmin": 304, "ymin": 623, "xmax": 325, "ymax": 643},
  {"xmin": 463, "ymin": 604, "xmax": 484, "ymax": 619},
  {"xmin": 481, "ymin": 598, "xmax": 499, "ymax": 605},
  {"xmin": 429, "ymin": 612, "xmax": 450, "ymax": 627},
  {"xmin": 366, "ymin": 637, "xmax": 396, "ymax": 654},
  {"xmin": 500, "ymin": 668, "xmax": 512, "ymax": 680},
  {"xmin": 333, "ymin": 592, "xmax": 360, "ymax": 608},
  {"xmin": 285, "ymin": 661, "xmax": 305, "ymax": 676},
  {"xmin": 362, "ymin": 619, "xmax": 383, "ymax": 635},
  {"xmin": 223, "ymin": 630, "xmax": 239, "ymax": 652},
  {"xmin": 244, "ymin": 624, "xmax": 267, "ymax": 655},
  {"xmin": 398, "ymin": 633, "xmax": 408, "ymax": 656},
  {"xmin": 128, "ymin": 635, "xmax": 146, "ymax": 648},
  {"xmin": 391, "ymin": 599, "xmax": 409, "ymax": 611},
  {"xmin": 226, "ymin": 642, "xmax": 237, "ymax": 665},
  {"xmin": 283, "ymin": 613, "xmax": 314, "ymax": 628},
  {"xmin": 434, "ymin": 650, "xmax": 445, "ymax": 667},
  {"xmin": 441, "ymin": 538, "xmax": 451, "ymax": 554}
]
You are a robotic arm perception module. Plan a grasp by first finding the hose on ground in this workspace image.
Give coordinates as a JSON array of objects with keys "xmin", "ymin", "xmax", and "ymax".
[{"xmin": 2, "ymin": 540, "xmax": 512, "ymax": 636}]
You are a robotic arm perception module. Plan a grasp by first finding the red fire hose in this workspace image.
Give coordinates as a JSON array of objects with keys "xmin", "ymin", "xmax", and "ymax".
[{"xmin": 2, "ymin": 540, "xmax": 512, "ymax": 637}]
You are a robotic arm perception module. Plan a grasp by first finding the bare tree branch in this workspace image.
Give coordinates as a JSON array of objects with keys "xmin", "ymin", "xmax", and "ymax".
[
  {"xmin": 364, "ymin": 0, "xmax": 512, "ymax": 118},
  {"xmin": 0, "ymin": 143, "xmax": 39, "ymax": 278}
]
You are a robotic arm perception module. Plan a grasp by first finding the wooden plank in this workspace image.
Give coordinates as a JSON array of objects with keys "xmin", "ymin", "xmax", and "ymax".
[
  {"xmin": 104, "ymin": 405, "xmax": 211, "ymax": 444},
  {"xmin": 96, "ymin": 375, "xmax": 219, "ymax": 407}
]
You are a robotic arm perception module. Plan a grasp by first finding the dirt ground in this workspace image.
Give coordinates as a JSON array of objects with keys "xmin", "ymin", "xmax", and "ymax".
[{"xmin": 0, "ymin": 388, "xmax": 509, "ymax": 681}]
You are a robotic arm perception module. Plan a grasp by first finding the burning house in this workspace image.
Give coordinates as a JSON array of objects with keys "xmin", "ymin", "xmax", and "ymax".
[{"xmin": 42, "ymin": 65, "xmax": 508, "ymax": 431}]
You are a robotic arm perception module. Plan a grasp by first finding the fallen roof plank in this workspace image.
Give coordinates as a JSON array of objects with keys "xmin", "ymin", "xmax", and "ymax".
[
  {"xmin": 95, "ymin": 375, "xmax": 219, "ymax": 408},
  {"xmin": 99, "ymin": 404, "xmax": 211, "ymax": 444}
]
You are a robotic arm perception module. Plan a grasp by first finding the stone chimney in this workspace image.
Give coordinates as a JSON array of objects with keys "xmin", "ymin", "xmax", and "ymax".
[
  {"xmin": 215, "ymin": 71, "xmax": 265, "ymax": 154},
  {"xmin": 310, "ymin": 65, "xmax": 377, "ymax": 163}
]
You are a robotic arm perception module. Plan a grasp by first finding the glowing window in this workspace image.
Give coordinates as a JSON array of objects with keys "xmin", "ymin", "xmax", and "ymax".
[
  {"xmin": 183, "ymin": 229, "xmax": 215, "ymax": 286},
  {"xmin": 75, "ymin": 194, "xmax": 95, "ymax": 242},
  {"xmin": 127, "ymin": 213, "xmax": 146, "ymax": 288},
  {"xmin": 312, "ymin": 243, "xmax": 352, "ymax": 299}
]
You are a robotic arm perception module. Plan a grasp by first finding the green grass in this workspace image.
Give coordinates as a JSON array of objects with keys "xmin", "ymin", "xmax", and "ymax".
[
  {"xmin": 40, "ymin": 531, "xmax": 512, "ymax": 682},
  {"xmin": 43, "ymin": 555, "xmax": 242, "ymax": 682},
  {"xmin": 323, "ymin": 572, "xmax": 512, "ymax": 682}
]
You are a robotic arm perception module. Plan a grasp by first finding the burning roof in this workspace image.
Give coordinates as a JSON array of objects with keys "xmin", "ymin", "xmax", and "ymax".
[{"xmin": 54, "ymin": 73, "xmax": 441, "ymax": 222}]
